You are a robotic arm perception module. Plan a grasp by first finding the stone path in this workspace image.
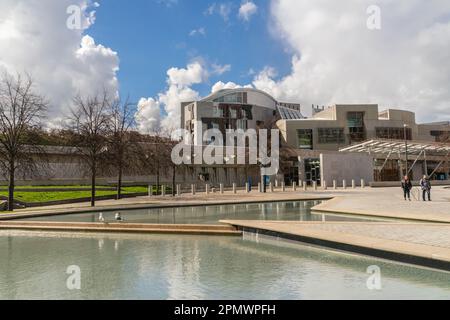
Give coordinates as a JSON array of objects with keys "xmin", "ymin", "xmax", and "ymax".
[{"xmin": 313, "ymin": 186, "xmax": 450, "ymax": 223}]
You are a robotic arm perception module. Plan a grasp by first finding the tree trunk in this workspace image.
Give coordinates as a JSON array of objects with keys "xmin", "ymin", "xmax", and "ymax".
[
  {"xmin": 156, "ymin": 163, "xmax": 160, "ymax": 195},
  {"xmin": 172, "ymin": 164, "xmax": 176, "ymax": 197},
  {"xmin": 117, "ymin": 162, "xmax": 123, "ymax": 200},
  {"xmin": 7, "ymin": 163, "xmax": 15, "ymax": 212},
  {"xmin": 91, "ymin": 165, "xmax": 96, "ymax": 207}
]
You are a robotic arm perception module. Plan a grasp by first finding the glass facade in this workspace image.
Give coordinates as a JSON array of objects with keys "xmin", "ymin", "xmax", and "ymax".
[
  {"xmin": 347, "ymin": 112, "xmax": 366, "ymax": 143},
  {"xmin": 376, "ymin": 127, "xmax": 412, "ymax": 140},
  {"xmin": 297, "ymin": 129, "xmax": 313, "ymax": 150},
  {"xmin": 430, "ymin": 130, "xmax": 450, "ymax": 142},
  {"xmin": 213, "ymin": 92, "xmax": 248, "ymax": 104},
  {"xmin": 318, "ymin": 128, "xmax": 345, "ymax": 144}
]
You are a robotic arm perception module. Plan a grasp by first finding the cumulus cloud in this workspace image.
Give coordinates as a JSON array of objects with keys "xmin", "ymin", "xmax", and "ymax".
[
  {"xmin": 238, "ymin": 1, "xmax": 258, "ymax": 21},
  {"xmin": 256, "ymin": 0, "xmax": 450, "ymax": 121},
  {"xmin": 135, "ymin": 62, "xmax": 207, "ymax": 133},
  {"xmin": 135, "ymin": 98, "xmax": 161, "ymax": 133},
  {"xmin": 211, "ymin": 81, "xmax": 253, "ymax": 93},
  {"xmin": 0, "ymin": 0, "xmax": 119, "ymax": 126}
]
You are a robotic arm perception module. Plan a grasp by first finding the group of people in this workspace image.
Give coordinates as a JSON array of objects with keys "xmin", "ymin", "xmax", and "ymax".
[{"xmin": 401, "ymin": 175, "xmax": 432, "ymax": 201}]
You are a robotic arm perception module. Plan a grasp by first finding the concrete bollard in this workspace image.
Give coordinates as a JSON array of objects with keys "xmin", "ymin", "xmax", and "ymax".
[
  {"xmin": 352, "ymin": 179, "xmax": 356, "ymax": 189},
  {"xmin": 303, "ymin": 182, "xmax": 307, "ymax": 191},
  {"xmin": 298, "ymin": 180, "xmax": 303, "ymax": 188},
  {"xmin": 148, "ymin": 185, "xmax": 153, "ymax": 197},
  {"xmin": 323, "ymin": 180, "xmax": 327, "ymax": 190},
  {"xmin": 269, "ymin": 182, "xmax": 274, "ymax": 193},
  {"xmin": 281, "ymin": 182, "xmax": 285, "ymax": 192},
  {"xmin": 245, "ymin": 182, "xmax": 250, "ymax": 193},
  {"xmin": 161, "ymin": 185, "xmax": 166, "ymax": 197},
  {"xmin": 343, "ymin": 180, "xmax": 347, "ymax": 189},
  {"xmin": 293, "ymin": 182, "xmax": 297, "ymax": 192},
  {"xmin": 206, "ymin": 184, "xmax": 210, "ymax": 195},
  {"xmin": 232, "ymin": 183, "xmax": 237, "ymax": 194},
  {"xmin": 361, "ymin": 179, "xmax": 365, "ymax": 188},
  {"xmin": 220, "ymin": 183, "xmax": 224, "ymax": 194},
  {"xmin": 275, "ymin": 180, "xmax": 279, "ymax": 188},
  {"xmin": 176, "ymin": 184, "xmax": 181, "ymax": 196},
  {"xmin": 333, "ymin": 180, "xmax": 337, "ymax": 190},
  {"xmin": 313, "ymin": 181, "xmax": 317, "ymax": 191},
  {"xmin": 191, "ymin": 184, "xmax": 196, "ymax": 195}
]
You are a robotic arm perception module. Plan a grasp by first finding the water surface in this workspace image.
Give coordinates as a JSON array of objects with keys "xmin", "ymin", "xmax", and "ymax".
[
  {"xmin": 23, "ymin": 201, "xmax": 376, "ymax": 224},
  {"xmin": 1, "ymin": 230, "xmax": 449, "ymax": 300}
]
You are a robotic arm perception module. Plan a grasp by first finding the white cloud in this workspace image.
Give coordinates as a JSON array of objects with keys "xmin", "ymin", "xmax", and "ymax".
[
  {"xmin": 136, "ymin": 62, "xmax": 207, "ymax": 132},
  {"xmin": 189, "ymin": 27, "xmax": 206, "ymax": 37},
  {"xmin": 211, "ymin": 81, "xmax": 253, "ymax": 93},
  {"xmin": 205, "ymin": 3, "xmax": 233, "ymax": 22},
  {"xmin": 0, "ymin": 0, "xmax": 119, "ymax": 126},
  {"xmin": 239, "ymin": 1, "xmax": 258, "ymax": 21},
  {"xmin": 157, "ymin": 0, "xmax": 178, "ymax": 7},
  {"xmin": 256, "ymin": 0, "xmax": 450, "ymax": 121},
  {"xmin": 135, "ymin": 98, "xmax": 161, "ymax": 133},
  {"xmin": 211, "ymin": 63, "xmax": 231, "ymax": 75}
]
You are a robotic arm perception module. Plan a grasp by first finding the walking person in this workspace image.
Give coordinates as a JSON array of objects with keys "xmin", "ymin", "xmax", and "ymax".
[
  {"xmin": 420, "ymin": 175, "xmax": 432, "ymax": 201},
  {"xmin": 401, "ymin": 176, "xmax": 412, "ymax": 201}
]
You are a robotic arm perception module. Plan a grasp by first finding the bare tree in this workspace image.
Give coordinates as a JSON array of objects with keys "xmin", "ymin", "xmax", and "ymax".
[
  {"xmin": 106, "ymin": 97, "xmax": 137, "ymax": 199},
  {"xmin": 67, "ymin": 92, "xmax": 110, "ymax": 207},
  {"xmin": 165, "ymin": 127, "xmax": 181, "ymax": 197},
  {"xmin": 0, "ymin": 72, "xmax": 48, "ymax": 211}
]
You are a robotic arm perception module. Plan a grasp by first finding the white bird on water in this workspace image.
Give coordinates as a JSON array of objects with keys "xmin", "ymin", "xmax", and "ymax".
[
  {"xmin": 115, "ymin": 213, "xmax": 123, "ymax": 222},
  {"xmin": 98, "ymin": 213, "xmax": 105, "ymax": 222}
]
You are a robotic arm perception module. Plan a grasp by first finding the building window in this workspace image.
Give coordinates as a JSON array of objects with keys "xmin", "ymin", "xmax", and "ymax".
[
  {"xmin": 318, "ymin": 128, "xmax": 345, "ymax": 144},
  {"xmin": 297, "ymin": 129, "xmax": 313, "ymax": 150},
  {"xmin": 376, "ymin": 127, "xmax": 412, "ymax": 140},
  {"xmin": 347, "ymin": 112, "xmax": 364, "ymax": 127},
  {"xmin": 237, "ymin": 120, "xmax": 248, "ymax": 130},
  {"xmin": 430, "ymin": 130, "xmax": 450, "ymax": 142},
  {"xmin": 347, "ymin": 112, "xmax": 366, "ymax": 143},
  {"xmin": 213, "ymin": 106, "xmax": 223, "ymax": 117},
  {"xmin": 214, "ymin": 92, "xmax": 244, "ymax": 103}
]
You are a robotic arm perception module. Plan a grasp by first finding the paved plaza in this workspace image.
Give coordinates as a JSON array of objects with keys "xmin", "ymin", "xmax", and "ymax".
[{"xmin": 313, "ymin": 186, "xmax": 450, "ymax": 223}]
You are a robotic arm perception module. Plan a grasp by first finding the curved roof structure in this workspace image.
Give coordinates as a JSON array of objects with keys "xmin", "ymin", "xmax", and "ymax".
[{"xmin": 201, "ymin": 88, "xmax": 278, "ymax": 105}]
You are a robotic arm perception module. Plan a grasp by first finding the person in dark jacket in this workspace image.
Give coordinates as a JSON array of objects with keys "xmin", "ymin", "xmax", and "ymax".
[
  {"xmin": 420, "ymin": 175, "xmax": 432, "ymax": 201},
  {"xmin": 401, "ymin": 176, "xmax": 412, "ymax": 201}
]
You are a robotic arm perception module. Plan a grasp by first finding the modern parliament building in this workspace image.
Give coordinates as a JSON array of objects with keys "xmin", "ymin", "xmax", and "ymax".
[{"xmin": 180, "ymin": 88, "xmax": 450, "ymax": 187}]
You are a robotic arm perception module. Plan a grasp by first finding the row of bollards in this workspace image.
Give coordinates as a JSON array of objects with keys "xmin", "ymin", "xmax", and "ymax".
[{"xmin": 147, "ymin": 179, "xmax": 367, "ymax": 197}]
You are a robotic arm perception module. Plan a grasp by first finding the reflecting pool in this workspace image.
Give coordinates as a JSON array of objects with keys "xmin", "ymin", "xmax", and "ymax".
[
  {"xmin": 1, "ymin": 230, "xmax": 449, "ymax": 300},
  {"xmin": 22, "ymin": 201, "xmax": 377, "ymax": 224}
]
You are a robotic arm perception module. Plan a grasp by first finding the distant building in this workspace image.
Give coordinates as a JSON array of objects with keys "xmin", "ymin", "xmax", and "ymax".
[{"xmin": 181, "ymin": 88, "xmax": 450, "ymax": 186}]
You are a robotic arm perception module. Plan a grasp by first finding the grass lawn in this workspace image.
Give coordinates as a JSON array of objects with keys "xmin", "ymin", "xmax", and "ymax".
[{"xmin": 0, "ymin": 186, "xmax": 149, "ymax": 203}]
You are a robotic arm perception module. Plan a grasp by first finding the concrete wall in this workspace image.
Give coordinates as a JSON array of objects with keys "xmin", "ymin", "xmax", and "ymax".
[
  {"xmin": 320, "ymin": 152, "xmax": 374, "ymax": 187},
  {"xmin": 277, "ymin": 104, "xmax": 441, "ymax": 151}
]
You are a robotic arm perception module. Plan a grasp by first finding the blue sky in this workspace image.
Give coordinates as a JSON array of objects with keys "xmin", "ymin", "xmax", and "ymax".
[
  {"xmin": 2, "ymin": 0, "xmax": 448, "ymax": 129},
  {"xmin": 88, "ymin": 0, "xmax": 292, "ymax": 102}
]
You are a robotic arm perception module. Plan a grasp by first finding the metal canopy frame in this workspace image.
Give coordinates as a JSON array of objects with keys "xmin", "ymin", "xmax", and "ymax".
[
  {"xmin": 340, "ymin": 139, "xmax": 450, "ymax": 157},
  {"xmin": 340, "ymin": 139, "xmax": 450, "ymax": 178}
]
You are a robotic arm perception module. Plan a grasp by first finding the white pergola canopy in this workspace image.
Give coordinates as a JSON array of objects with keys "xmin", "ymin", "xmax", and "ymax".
[{"xmin": 340, "ymin": 139, "xmax": 450, "ymax": 156}]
